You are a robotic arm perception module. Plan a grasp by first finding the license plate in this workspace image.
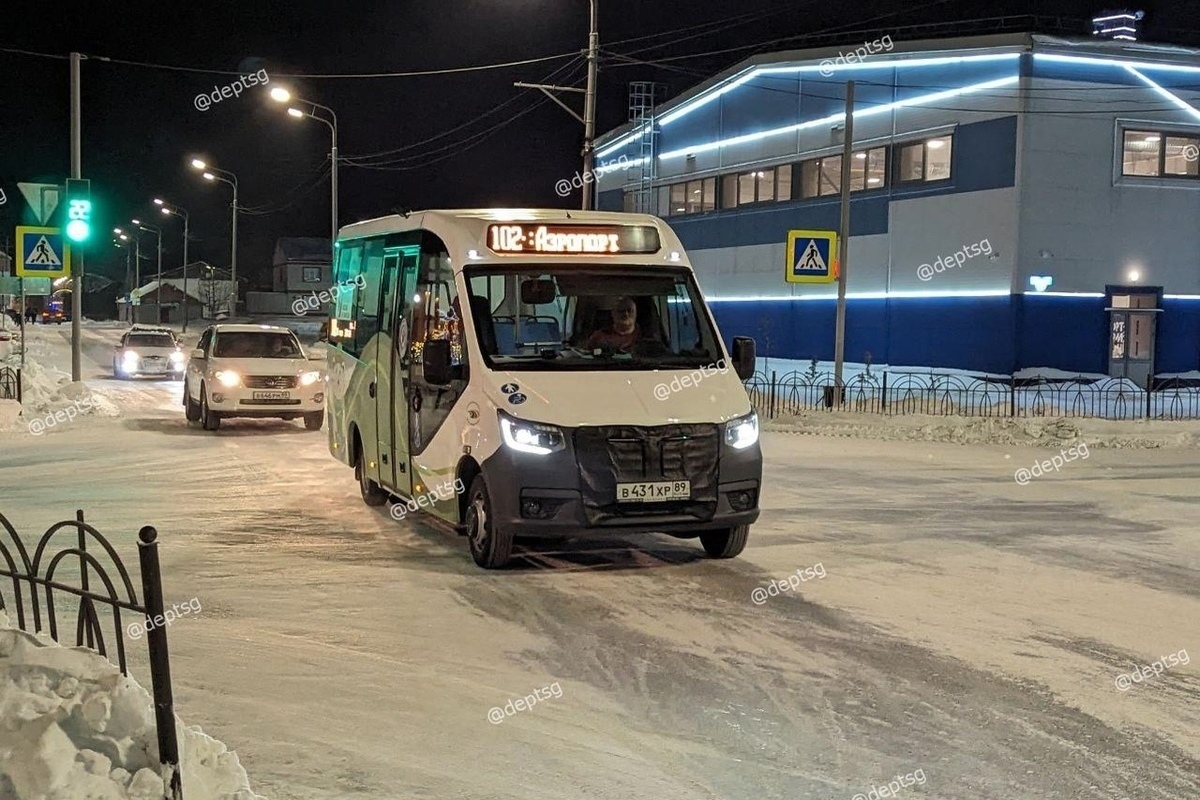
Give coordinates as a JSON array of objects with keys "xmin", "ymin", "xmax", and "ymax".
[
  {"xmin": 253, "ymin": 391, "xmax": 290, "ymax": 400},
  {"xmin": 616, "ymin": 480, "xmax": 690, "ymax": 503}
]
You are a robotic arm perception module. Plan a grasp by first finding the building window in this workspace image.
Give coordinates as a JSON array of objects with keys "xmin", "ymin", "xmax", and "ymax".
[
  {"xmin": 720, "ymin": 174, "xmax": 738, "ymax": 209},
  {"xmin": 1122, "ymin": 129, "xmax": 1200, "ymax": 178},
  {"xmin": 701, "ymin": 177, "xmax": 717, "ymax": 211},
  {"xmin": 777, "ymin": 164, "xmax": 793, "ymax": 200},
  {"xmin": 670, "ymin": 183, "xmax": 687, "ymax": 215},
  {"xmin": 657, "ymin": 186, "xmax": 671, "ymax": 217},
  {"xmin": 302, "ymin": 266, "xmax": 322, "ymax": 282},
  {"xmin": 897, "ymin": 135, "xmax": 953, "ymax": 183},
  {"xmin": 737, "ymin": 172, "xmax": 756, "ymax": 206},
  {"xmin": 659, "ymin": 177, "xmax": 718, "ymax": 216}
]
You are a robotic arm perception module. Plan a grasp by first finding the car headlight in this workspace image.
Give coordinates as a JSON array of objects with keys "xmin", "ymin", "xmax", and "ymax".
[
  {"xmin": 122, "ymin": 350, "xmax": 139, "ymax": 363},
  {"xmin": 170, "ymin": 351, "xmax": 185, "ymax": 364},
  {"xmin": 299, "ymin": 370, "xmax": 321, "ymax": 386},
  {"xmin": 215, "ymin": 370, "xmax": 241, "ymax": 387},
  {"xmin": 724, "ymin": 411, "xmax": 759, "ymax": 450},
  {"xmin": 499, "ymin": 413, "xmax": 565, "ymax": 455}
]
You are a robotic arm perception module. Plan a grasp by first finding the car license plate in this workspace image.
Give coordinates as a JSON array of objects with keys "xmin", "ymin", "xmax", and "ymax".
[
  {"xmin": 253, "ymin": 391, "xmax": 289, "ymax": 400},
  {"xmin": 616, "ymin": 480, "xmax": 690, "ymax": 503}
]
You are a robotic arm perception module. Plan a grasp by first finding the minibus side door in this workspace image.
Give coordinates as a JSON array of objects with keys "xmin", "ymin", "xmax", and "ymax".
[{"xmin": 379, "ymin": 246, "xmax": 420, "ymax": 496}]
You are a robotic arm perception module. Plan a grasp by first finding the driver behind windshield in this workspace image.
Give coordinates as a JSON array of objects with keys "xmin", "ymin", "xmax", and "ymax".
[{"xmin": 585, "ymin": 296, "xmax": 641, "ymax": 351}]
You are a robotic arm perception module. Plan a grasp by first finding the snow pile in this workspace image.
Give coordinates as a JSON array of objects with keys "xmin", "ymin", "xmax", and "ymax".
[
  {"xmin": 6, "ymin": 357, "xmax": 120, "ymax": 422},
  {"xmin": 0, "ymin": 609, "xmax": 263, "ymax": 800},
  {"xmin": 763, "ymin": 410, "xmax": 1200, "ymax": 449}
]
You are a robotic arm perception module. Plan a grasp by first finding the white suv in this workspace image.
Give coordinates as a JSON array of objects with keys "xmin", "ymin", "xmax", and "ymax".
[{"xmin": 184, "ymin": 324, "xmax": 325, "ymax": 431}]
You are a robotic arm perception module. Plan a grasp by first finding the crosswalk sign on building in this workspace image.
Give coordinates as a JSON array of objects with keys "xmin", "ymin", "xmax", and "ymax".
[
  {"xmin": 15, "ymin": 226, "xmax": 70, "ymax": 277},
  {"xmin": 785, "ymin": 229, "xmax": 837, "ymax": 284}
]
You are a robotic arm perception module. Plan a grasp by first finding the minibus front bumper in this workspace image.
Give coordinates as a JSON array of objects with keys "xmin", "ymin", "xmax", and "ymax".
[{"xmin": 482, "ymin": 421, "xmax": 762, "ymax": 538}]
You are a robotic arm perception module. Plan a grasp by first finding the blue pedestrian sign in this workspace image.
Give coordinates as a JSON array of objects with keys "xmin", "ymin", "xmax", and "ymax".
[
  {"xmin": 785, "ymin": 229, "xmax": 837, "ymax": 284},
  {"xmin": 16, "ymin": 226, "xmax": 70, "ymax": 277}
]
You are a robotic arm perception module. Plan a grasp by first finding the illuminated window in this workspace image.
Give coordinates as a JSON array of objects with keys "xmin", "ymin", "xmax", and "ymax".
[
  {"xmin": 737, "ymin": 172, "xmax": 756, "ymax": 206},
  {"xmin": 670, "ymin": 183, "xmax": 686, "ymax": 215},
  {"xmin": 819, "ymin": 156, "xmax": 842, "ymax": 196},
  {"xmin": 720, "ymin": 174, "xmax": 738, "ymax": 209},
  {"xmin": 657, "ymin": 186, "xmax": 671, "ymax": 217},
  {"xmin": 701, "ymin": 177, "xmax": 716, "ymax": 211},
  {"xmin": 777, "ymin": 164, "xmax": 793, "ymax": 200},
  {"xmin": 897, "ymin": 136, "xmax": 953, "ymax": 183},
  {"xmin": 1123, "ymin": 129, "xmax": 1200, "ymax": 178}
]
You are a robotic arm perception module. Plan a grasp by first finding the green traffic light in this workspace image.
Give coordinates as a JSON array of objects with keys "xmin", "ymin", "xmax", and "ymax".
[{"xmin": 67, "ymin": 218, "xmax": 91, "ymax": 242}]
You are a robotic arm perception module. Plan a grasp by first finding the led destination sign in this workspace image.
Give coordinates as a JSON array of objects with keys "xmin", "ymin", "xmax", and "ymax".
[{"xmin": 487, "ymin": 224, "xmax": 660, "ymax": 255}]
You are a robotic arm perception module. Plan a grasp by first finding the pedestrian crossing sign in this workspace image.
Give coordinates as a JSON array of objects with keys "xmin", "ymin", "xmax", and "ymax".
[
  {"xmin": 16, "ymin": 226, "xmax": 70, "ymax": 277},
  {"xmin": 786, "ymin": 229, "xmax": 837, "ymax": 283}
]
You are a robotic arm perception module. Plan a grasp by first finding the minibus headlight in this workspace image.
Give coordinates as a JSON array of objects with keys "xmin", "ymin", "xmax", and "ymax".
[
  {"xmin": 724, "ymin": 411, "xmax": 759, "ymax": 450},
  {"xmin": 499, "ymin": 414, "xmax": 565, "ymax": 456}
]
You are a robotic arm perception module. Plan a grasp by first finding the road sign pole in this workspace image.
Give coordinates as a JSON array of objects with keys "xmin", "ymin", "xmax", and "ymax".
[
  {"xmin": 833, "ymin": 80, "xmax": 854, "ymax": 402},
  {"xmin": 19, "ymin": 277, "xmax": 25, "ymax": 367},
  {"xmin": 70, "ymin": 52, "xmax": 82, "ymax": 382}
]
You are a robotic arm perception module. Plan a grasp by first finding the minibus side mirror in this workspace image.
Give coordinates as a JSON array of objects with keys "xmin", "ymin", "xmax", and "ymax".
[
  {"xmin": 731, "ymin": 336, "xmax": 756, "ymax": 381},
  {"xmin": 422, "ymin": 338, "xmax": 453, "ymax": 385},
  {"xmin": 190, "ymin": 348, "xmax": 205, "ymax": 361},
  {"xmin": 520, "ymin": 279, "xmax": 555, "ymax": 305}
]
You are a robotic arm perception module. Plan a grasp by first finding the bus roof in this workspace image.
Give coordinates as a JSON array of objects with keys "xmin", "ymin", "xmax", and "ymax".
[{"xmin": 336, "ymin": 209, "xmax": 690, "ymax": 267}]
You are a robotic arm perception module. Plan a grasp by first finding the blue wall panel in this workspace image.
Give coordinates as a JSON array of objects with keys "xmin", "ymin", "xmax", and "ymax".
[
  {"xmin": 1157, "ymin": 298, "xmax": 1200, "ymax": 373},
  {"xmin": 887, "ymin": 296, "xmax": 1015, "ymax": 372},
  {"xmin": 1016, "ymin": 295, "xmax": 1107, "ymax": 374}
]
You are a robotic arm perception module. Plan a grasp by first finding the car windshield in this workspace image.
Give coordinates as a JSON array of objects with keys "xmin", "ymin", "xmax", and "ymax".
[
  {"xmin": 125, "ymin": 334, "xmax": 175, "ymax": 349},
  {"xmin": 462, "ymin": 266, "xmax": 724, "ymax": 371},
  {"xmin": 213, "ymin": 331, "xmax": 302, "ymax": 359}
]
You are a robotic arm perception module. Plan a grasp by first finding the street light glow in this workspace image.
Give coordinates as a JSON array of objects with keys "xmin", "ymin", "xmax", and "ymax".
[
  {"xmin": 190, "ymin": 158, "xmax": 207, "ymax": 170},
  {"xmin": 269, "ymin": 87, "xmax": 291, "ymax": 103},
  {"xmin": 113, "ymin": 228, "xmax": 124, "ymax": 235},
  {"xmin": 154, "ymin": 198, "xmax": 164, "ymax": 205},
  {"xmin": 203, "ymin": 172, "xmax": 216, "ymax": 181},
  {"xmin": 161, "ymin": 207, "xmax": 171, "ymax": 215},
  {"xmin": 287, "ymin": 108, "xmax": 304, "ymax": 118},
  {"xmin": 131, "ymin": 219, "xmax": 141, "ymax": 225}
]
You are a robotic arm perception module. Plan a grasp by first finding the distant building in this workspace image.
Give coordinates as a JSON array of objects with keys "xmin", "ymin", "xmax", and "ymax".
[
  {"xmin": 122, "ymin": 278, "xmax": 233, "ymax": 323},
  {"xmin": 246, "ymin": 237, "xmax": 332, "ymax": 315}
]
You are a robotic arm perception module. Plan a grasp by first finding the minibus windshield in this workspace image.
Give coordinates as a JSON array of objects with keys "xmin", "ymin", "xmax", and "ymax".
[{"xmin": 463, "ymin": 266, "xmax": 725, "ymax": 371}]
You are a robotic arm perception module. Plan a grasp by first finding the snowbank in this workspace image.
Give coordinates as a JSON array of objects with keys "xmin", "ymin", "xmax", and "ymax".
[
  {"xmin": 762, "ymin": 409, "xmax": 1200, "ymax": 449},
  {"xmin": 0, "ymin": 354, "xmax": 120, "ymax": 433},
  {"xmin": 0, "ymin": 609, "xmax": 263, "ymax": 800}
]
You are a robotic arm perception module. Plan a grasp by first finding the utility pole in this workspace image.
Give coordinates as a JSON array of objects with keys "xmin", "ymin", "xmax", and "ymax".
[
  {"xmin": 832, "ymin": 80, "xmax": 854, "ymax": 405},
  {"xmin": 70, "ymin": 52, "xmax": 82, "ymax": 382},
  {"xmin": 230, "ymin": 183, "xmax": 238, "ymax": 316},
  {"xmin": 581, "ymin": 0, "xmax": 599, "ymax": 210},
  {"xmin": 181, "ymin": 216, "xmax": 189, "ymax": 332},
  {"xmin": 514, "ymin": 0, "xmax": 599, "ymax": 210}
]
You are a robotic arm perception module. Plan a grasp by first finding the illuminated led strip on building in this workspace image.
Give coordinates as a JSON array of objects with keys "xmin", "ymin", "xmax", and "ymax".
[
  {"xmin": 594, "ymin": 53, "xmax": 1022, "ymax": 159},
  {"xmin": 1033, "ymin": 54, "xmax": 1200, "ymax": 122},
  {"xmin": 657, "ymin": 75, "xmax": 1020, "ymax": 160}
]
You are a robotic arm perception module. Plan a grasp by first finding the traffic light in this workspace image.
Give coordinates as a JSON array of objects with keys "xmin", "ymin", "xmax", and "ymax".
[{"xmin": 65, "ymin": 178, "xmax": 92, "ymax": 243}]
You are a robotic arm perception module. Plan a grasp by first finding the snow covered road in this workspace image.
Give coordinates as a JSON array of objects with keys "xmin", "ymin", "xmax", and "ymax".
[{"xmin": 1, "ymin": 324, "xmax": 1197, "ymax": 799}]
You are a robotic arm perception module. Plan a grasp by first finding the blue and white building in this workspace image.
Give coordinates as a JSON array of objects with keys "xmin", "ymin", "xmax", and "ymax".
[{"xmin": 593, "ymin": 33, "xmax": 1200, "ymax": 384}]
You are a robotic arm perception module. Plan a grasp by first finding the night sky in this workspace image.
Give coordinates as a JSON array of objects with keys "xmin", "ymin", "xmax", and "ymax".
[{"xmin": 2, "ymin": 0, "xmax": 1198, "ymax": 293}]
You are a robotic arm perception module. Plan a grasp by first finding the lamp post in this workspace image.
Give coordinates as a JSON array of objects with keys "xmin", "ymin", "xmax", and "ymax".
[
  {"xmin": 155, "ymin": 198, "xmax": 190, "ymax": 331},
  {"xmin": 131, "ymin": 219, "xmax": 163, "ymax": 323},
  {"xmin": 113, "ymin": 227, "xmax": 142, "ymax": 294},
  {"xmin": 268, "ymin": 88, "xmax": 338, "ymax": 257},
  {"xmin": 189, "ymin": 158, "xmax": 239, "ymax": 316},
  {"xmin": 113, "ymin": 235, "xmax": 132, "ymax": 319}
]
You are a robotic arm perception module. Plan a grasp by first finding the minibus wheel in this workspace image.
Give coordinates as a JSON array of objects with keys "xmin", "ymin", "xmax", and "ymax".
[
  {"xmin": 355, "ymin": 446, "xmax": 388, "ymax": 506},
  {"xmin": 466, "ymin": 475, "xmax": 513, "ymax": 569},
  {"xmin": 700, "ymin": 525, "xmax": 749, "ymax": 558}
]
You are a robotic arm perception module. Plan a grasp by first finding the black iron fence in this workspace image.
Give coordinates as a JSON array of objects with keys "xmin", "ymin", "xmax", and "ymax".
[
  {"xmin": 746, "ymin": 370, "xmax": 1200, "ymax": 420},
  {"xmin": 0, "ymin": 365, "xmax": 19, "ymax": 402},
  {"xmin": 0, "ymin": 510, "xmax": 183, "ymax": 800}
]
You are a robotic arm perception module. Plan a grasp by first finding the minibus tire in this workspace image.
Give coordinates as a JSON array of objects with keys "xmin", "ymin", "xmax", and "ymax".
[
  {"xmin": 466, "ymin": 475, "xmax": 513, "ymax": 569},
  {"xmin": 355, "ymin": 448, "xmax": 388, "ymax": 506},
  {"xmin": 700, "ymin": 525, "xmax": 749, "ymax": 558}
]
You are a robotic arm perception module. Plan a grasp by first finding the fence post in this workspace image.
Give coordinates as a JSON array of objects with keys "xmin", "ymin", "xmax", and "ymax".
[
  {"xmin": 15, "ymin": 368, "xmax": 20, "ymax": 404},
  {"xmin": 1146, "ymin": 378, "xmax": 1152, "ymax": 419},
  {"xmin": 881, "ymin": 371, "xmax": 888, "ymax": 413},
  {"xmin": 137, "ymin": 526, "xmax": 183, "ymax": 800},
  {"xmin": 1010, "ymin": 375, "xmax": 1016, "ymax": 417},
  {"xmin": 770, "ymin": 370, "xmax": 777, "ymax": 419}
]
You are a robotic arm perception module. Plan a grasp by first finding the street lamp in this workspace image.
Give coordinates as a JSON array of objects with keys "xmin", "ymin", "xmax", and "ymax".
[
  {"xmin": 112, "ymin": 236, "xmax": 133, "ymax": 314},
  {"xmin": 113, "ymin": 227, "xmax": 144, "ymax": 306},
  {"xmin": 155, "ymin": 198, "xmax": 191, "ymax": 332},
  {"xmin": 270, "ymin": 88, "xmax": 338, "ymax": 257},
  {"xmin": 189, "ymin": 157, "xmax": 239, "ymax": 316},
  {"xmin": 132, "ymin": 219, "xmax": 163, "ymax": 322}
]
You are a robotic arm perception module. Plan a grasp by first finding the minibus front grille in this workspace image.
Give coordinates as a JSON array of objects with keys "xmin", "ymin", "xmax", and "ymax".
[{"xmin": 574, "ymin": 424, "xmax": 719, "ymax": 523}]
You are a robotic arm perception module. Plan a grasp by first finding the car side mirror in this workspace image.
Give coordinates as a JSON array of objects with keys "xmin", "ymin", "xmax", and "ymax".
[
  {"xmin": 731, "ymin": 336, "xmax": 756, "ymax": 381},
  {"xmin": 190, "ymin": 348, "xmax": 205, "ymax": 360},
  {"xmin": 308, "ymin": 348, "xmax": 325, "ymax": 361},
  {"xmin": 422, "ymin": 338, "xmax": 453, "ymax": 386}
]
